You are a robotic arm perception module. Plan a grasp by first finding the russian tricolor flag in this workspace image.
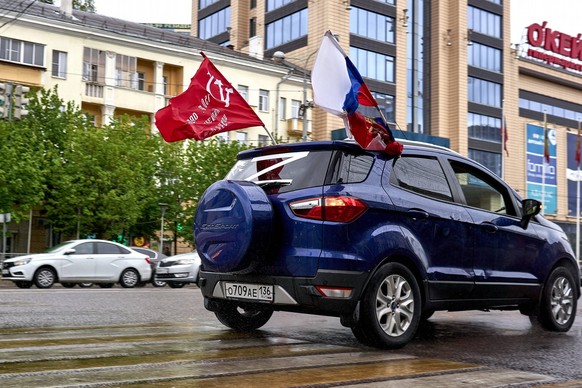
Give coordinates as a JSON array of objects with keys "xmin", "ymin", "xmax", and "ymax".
[
  {"xmin": 311, "ymin": 31, "xmax": 402, "ymax": 155},
  {"xmin": 311, "ymin": 30, "xmax": 376, "ymax": 116}
]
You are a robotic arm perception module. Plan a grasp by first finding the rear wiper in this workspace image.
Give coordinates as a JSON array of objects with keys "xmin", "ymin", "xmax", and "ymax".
[{"xmin": 255, "ymin": 179, "xmax": 292, "ymax": 188}]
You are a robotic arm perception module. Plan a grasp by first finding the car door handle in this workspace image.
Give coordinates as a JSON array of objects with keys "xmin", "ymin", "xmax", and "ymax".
[
  {"xmin": 407, "ymin": 209, "xmax": 429, "ymax": 220},
  {"xmin": 480, "ymin": 222, "xmax": 498, "ymax": 233}
]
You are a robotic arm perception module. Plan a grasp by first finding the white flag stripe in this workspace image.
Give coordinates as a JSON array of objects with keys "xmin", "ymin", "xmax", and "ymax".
[{"xmin": 311, "ymin": 30, "xmax": 352, "ymax": 116}]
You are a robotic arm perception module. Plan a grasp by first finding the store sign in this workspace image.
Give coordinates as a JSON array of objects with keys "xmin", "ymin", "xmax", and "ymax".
[
  {"xmin": 526, "ymin": 123, "xmax": 557, "ymax": 214},
  {"xmin": 526, "ymin": 21, "xmax": 582, "ymax": 72}
]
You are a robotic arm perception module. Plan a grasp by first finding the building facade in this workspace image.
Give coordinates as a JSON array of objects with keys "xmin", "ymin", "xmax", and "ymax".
[{"xmin": 191, "ymin": 0, "xmax": 582, "ymax": 251}]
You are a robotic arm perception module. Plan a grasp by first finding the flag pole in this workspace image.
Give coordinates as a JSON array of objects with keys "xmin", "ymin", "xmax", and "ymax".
[
  {"xmin": 542, "ymin": 111, "xmax": 547, "ymax": 216},
  {"xmin": 263, "ymin": 126, "xmax": 278, "ymax": 145},
  {"xmin": 501, "ymin": 100, "xmax": 505, "ymax": 180}
]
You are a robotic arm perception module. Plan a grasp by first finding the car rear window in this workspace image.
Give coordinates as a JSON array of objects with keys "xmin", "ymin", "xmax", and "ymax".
[{"xmin": 226, "ymin": 150, "xmax": 332, "ymax": 193}]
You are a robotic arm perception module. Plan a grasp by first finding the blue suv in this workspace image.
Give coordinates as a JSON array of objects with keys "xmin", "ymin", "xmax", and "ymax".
[{"xmin": 194, "ymin": 140, "xmax": 580, "ymax": 349}]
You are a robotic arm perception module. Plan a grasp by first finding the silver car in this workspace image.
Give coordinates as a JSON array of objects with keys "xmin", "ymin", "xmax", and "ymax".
[
  {"xmin": 155, "ymin": 251, "xmax": 200, "ymax": 288},
  {"xmin": 1, "ymin": 239, "xmax": 152, "ymax": 289}
]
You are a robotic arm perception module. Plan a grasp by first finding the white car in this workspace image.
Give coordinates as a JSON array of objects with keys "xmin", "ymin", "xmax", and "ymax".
[
  {"xmin": 155, "ymin": 251, "xmax": 201, "ymax": 288},
  {"xmin": 1, "ymin": 239, "xmax": 152, "ymax": 289}
]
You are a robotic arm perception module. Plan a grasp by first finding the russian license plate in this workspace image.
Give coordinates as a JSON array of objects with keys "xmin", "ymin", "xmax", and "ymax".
[
  {"xmin": 224, "ymin": 282, "xmax": 274, "ymax": 302},
  {"xmin": 156, "ymin": 268, "xmax": 168, "ymax": 274},
  {"xmin": 2, "ymin": 269, "xmax": 9, "ymax": 276}
]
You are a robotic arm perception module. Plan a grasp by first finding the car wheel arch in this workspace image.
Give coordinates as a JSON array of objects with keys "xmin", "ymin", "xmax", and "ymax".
[
  {"xmin": 545, "ymin": 258, "xmax": 581, "ymax": 299},
  {"xmin": 119, "ymin": 267, "xmax": 142, "ymax": 287},
  {"xmin": 360, "ymin": 254, "xmax": 428, "ymax": 310},
  {"xmin": 34, "ymin": 265, "xmax": 59, "ymax": 282}
]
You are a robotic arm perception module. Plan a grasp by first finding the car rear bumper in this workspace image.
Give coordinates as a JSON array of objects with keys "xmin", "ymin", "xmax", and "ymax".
[{"xmin": 198, "ymin": 269, "xmax": 370, "ymax": 317}]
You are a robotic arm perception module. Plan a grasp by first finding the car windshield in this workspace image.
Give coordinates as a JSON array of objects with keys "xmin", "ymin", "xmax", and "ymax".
[{"xmin": 44, "ymin": 241, "xmax": 77, "ymax": 253}]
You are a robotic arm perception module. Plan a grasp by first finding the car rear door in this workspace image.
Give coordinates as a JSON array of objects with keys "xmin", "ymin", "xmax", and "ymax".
[
  {"xmin": 387, "ymin": 153, "xmax": 475, "ymax": 300},
  {"xmin": 94, "ymin": 242, "xmax": 129, "ymax": 280}
]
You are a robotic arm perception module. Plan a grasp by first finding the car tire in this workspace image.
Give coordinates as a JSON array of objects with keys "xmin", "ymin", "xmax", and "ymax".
[
  {"xmin": 61, "ymin": 283, "xmax": 76, "ymax": 288},
  {"xmin": 195, "ymin": 180, "xmax": 273, "ymax": 272},
  {"xmin": 533, "ymin": 266, "xmax": 577, "ymax": 332},
  {"xmin": 119, "ymin": 269, "xmax": 140, "ymax": 288},
  {"xmin": 167, "ymin": 282, "xmax": 186, "ymax": 288},
  {"xmin": 98, "ymin": 283, "xmax": 114, "ymax": 288},
  {"xmin": 33, "ymin": 267, "xmax": 56, "ymax": 289},
  {"xmin": 14, "ymin": 281, "xmax": 33, "ymax": 289},
  {"xmin": 214, "ymin": 301, "xmax": 274, "ymax": 331},
  {"xmin": 152, "ymin": 279, "xmax": 167, "ymax": 287},
  {"xmin": 354, "ymin": 262, "xmax": 421, "ymax": 349}
]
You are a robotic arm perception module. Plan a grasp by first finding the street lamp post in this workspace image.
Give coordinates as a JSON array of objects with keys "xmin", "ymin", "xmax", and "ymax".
[
  {"xmin": 272, "ymin": 50, "xmax": 318, "ymax": 142},
  {"xmin": 158, "ymin": 202, "xmax": 168, "ymax": 254}
]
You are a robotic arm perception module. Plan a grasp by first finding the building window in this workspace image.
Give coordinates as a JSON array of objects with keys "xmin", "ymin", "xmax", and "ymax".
[
  {"xmin": 250, "ymin": 0, "xmax": 257, "ymax": 9},
  {"xmin": 250, "ymin": 17, "xmax": 257, "ymax": 37},
  {"xmin": 199, "ymin": 0, "xmax": 219, "ymax": 9},
  {"xmin": 52, "ymin": 50, "xmax": 67, "ymax": 79},
  {"xmin": 137, "ymin": 72, "xmax": 146, "ymax": 91},
  {"xmin": 162, "ymin": 76, "xmax": 168, "ymax": 95},
  {"xmin": 468, "ymin": 112, "xmax": 501, "ymax": 143},
  {"xmin": 468, "ymin": 77, "xmax": 501, "ymax": 107},
  {"xmin": 468, "ymin": 6, "xmax": 501, "ymax": 39},
  {"xmin": 0, "ymin": 37, "xmax": 44, "ymax": 66},
  {"xmin": 259, "ymin": 89, "xmax": 269, "ymax": 112},
  {"xmin": 350, "ymin": 47, "xmax": 395, "ymax": 83},
  {"xmin": 266, "ymin": 0, "xmax": 295, "ymax": 12},
  {"xmin": 519, "ymin": 97, "xmax": 582, "ymax": 121},
  {"xmin": 258, "ymin": 134, "xmax": 269, "ymax": 146},
  {"xmin": 236, "ymin": 131, "xmax": 248, "ymax": 143},
  {"xmin": 468, "ymin": 43, "xmax": 501, "ymax": 73},
  {"xmin": 291, "ymin": 99, "xmax": 301, "ymax": 118},
  {"xmin": 350, "ymin": 7, "xmax": 395, "ymax": 44},
  {"xmin": 266, "ymin": 9, "xmax": 308, "ymax": 50},
  {"xmin": 374, "ymin": 0, "xmax": 395, "ymax": 4},
  {"xmin": 238, "ymin": 85, "xmax": 249, "ymax": 101},
  {"xmin": 358, "ymin": 92, "xmax": 395, "ymax": 123},
  {"xmin": 82, "ymin": 47, "xmax": 105, "ymax": 83},
  {"xmin": 468, "ymin": 149, "xmax": 501, "ymax": 177},
  {"xmin": 279, "ymin": 97, "xmax": 286, "ymax": 120},
  {"xmin": 115, "ymin": 54, "xmax": 137, "ymax": 89},
  {"xmin": 199, "ymin": 7, "xmax": 231, "ymax": 39}
]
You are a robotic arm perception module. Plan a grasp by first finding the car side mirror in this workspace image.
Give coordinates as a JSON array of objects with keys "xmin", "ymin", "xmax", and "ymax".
[{"xmin": 521, "ymin": 199, "xmax": 542, "ymax": 229}]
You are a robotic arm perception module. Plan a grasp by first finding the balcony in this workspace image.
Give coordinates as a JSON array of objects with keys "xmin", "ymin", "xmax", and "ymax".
[{"xmin": 84, "ymin": 82, "xmax": 104, "ymax": 98}]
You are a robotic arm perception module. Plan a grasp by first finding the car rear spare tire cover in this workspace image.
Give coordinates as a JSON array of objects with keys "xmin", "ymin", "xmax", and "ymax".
[{"xmin": 195, "ymin": 180, "xmax": 273, "ymax": 272}]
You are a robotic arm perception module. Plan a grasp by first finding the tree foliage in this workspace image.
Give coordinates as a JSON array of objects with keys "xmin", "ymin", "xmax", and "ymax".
[
  {"xmin": 37, "ymin": 0, "xmax": 96, "ymax": 12},
  {"xmin": 0, "ymin": 87, "xmax": 251, "ymax": 246}
]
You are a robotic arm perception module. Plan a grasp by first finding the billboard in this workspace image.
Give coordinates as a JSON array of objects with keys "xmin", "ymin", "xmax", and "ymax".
[
  {"xmin": 526, "ymin": 123, "xmax": 557, "ymax": 214},
  {"xmin": 567, "ymin": 131, "xmax": 582, "ymax": 217}
]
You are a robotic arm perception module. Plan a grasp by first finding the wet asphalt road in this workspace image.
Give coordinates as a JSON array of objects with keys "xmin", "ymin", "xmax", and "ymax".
[{"xmin": 0, "ymin": 283, "xmax": 581, "ymax": 386}]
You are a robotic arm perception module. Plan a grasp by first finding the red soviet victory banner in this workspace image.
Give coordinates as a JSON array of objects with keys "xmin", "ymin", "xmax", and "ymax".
[{"xmin": 155, "ymin": 53, "xmax": 264, "ymax": 142}]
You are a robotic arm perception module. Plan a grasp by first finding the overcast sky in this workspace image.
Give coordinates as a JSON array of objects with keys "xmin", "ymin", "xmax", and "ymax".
[{"xmin": 88, "ymin": 0, "xmax": 580, "ymax": 45}]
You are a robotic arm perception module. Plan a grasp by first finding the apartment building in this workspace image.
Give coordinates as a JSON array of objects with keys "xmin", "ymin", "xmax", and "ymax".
[
  {"xmin": 0, "ymin": 0, "xmax": 307, "ymax": 144},
  {"xmin": 191, "ymin": 0, "xmax": 582, "ymax": 246}
]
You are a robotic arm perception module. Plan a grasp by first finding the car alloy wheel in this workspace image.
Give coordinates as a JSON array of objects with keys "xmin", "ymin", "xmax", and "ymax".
[
  {"xmin": 353, "ymin": 262, "xmax": 421, "ymax": 349},
  {"xmin": 119, "ymin": 269, "xmax": 139, "ymax": 288},
  {"xmin": 535, "ymin": 266, "xmax": 577, "ymax": 331},
  {"xmin": 34, "ymin": 268, "xmax": 56, "ymax": 289}
]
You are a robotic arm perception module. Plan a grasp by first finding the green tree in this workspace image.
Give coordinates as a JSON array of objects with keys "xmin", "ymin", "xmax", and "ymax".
[
  {"xmin": 0, "ymin": 120, "xmax": 44, "ymax": 221},
  {"xmin": 38, "ymin": 0, "xmax": 96, "ymax": 12}
]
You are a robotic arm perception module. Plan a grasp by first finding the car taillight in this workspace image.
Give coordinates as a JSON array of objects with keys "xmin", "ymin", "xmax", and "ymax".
[
  {"xmin": 289, "ymin": 196, "xmax": 367, "ymax": 223},
  {"xmin": 144, "ymin": 257, "xmax": 151, "ymax": 264}
]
